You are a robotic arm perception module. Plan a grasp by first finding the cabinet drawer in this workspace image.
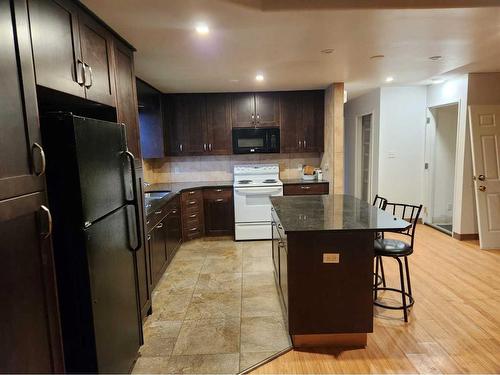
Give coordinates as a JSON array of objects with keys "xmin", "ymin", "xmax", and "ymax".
[
  {"xmin": 181, "ymin": 189, "xmax": 203, "ymax": 202},
  {"xmin": 183, "ymin": 223, "xmax": 203, "ymax": 240},
  {"xmin": 283, "ymin": 183, "xmax": 328, "ymax": 196},
  {"xmin": 203, "ymin": 187, "xmax": 232, "ymax": 200},
  {"xmin": 183, "ymin": 208, "xmax": 201, "ymax": 221}
]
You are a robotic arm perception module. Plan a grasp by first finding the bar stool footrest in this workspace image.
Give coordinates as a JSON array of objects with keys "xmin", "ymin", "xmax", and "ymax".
[{"xmin": 373, "ymin": 287, "xmax": 414, "ymax": 310}]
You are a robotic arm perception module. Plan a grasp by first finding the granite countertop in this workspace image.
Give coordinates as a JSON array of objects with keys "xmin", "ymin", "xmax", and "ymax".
[
  {"xmin": 144, "ymin": 181, "xmax": 233, "ymax": 216},
  {"xmin": 270, "ymin": 194, "xmax": 410, "ymax": 233}
]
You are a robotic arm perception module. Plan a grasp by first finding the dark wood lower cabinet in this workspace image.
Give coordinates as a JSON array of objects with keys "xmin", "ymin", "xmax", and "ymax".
[
  {"xmin": 0, "ymin": 192, "xmax": 64, "ymax": 373},
  {"xmin": 150, "ymin": 217, "xmax": 168, "ymax": 286},
  {"xmin": 203, "ymin": 188, "xmax": 234, "ymax": 236},
  {"xmin": 283, "ymin": 182, "xmax": 329, "ymax": 196}
]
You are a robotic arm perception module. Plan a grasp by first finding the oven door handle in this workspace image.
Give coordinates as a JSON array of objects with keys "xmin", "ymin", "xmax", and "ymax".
[{"xmin": 235, "ymin": 187, "xmax": 283, "ymax": 195}]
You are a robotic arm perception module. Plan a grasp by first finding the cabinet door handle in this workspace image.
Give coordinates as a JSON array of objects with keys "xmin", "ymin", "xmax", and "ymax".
[
  {"xmin": 215, "ymin": 198, "xmax": 224, "ymax": 202},
  {"xmin": 204, "ymin": 143, "xmax": 207, "ymax": 151},
  {"xmin": 188, "ymin": 200, "xmax": 197, "ymax": 205},
  {"xmin": 303, "ymin": 139, "xmax": 307, "ymax": 148},
  {"xmin": 189, "ymin": 227, "xmax": 198, "ymax": 231},
  {"xmin": 155, "ymin": 210, "xmax": 162, "ymax": 215},
  {"xmin": 147, "ymin": 234, "xmax": 151, "ymax": 241},
  {"xmin": 32, "ymin": 143, "xmax": 46, "ymax": 176},
  {"xmin": 40, "ymin": 205, "xmax": 52, "ymax": 239},
  {"xmin": 209, "ymin": 143, "xmax": 212, "ymax": 151},
  {"xmin": 172, "ymin": 209, "xmax": 177, "ymax": 214},
  {"xmin": 251, "ymin": 114, "xmax": 255, "ymax": 123},
  {"xmin": 83, "ymin": 63, "xmax": 92, "ymax": 88},
  {"xmin": 298, "ymin": 140, "xmax": 302, "ymax": 148},
  {"xmin": 256, "ymin": 114, "xmax": 260, "ymax": 123},
  {"xmin": 76, "ymin": 59, "xmax": 85, "ymax": 85},
  {"xmin": 300, "ymin": 186, "xmax": 311, "ymax": 190},
  {"xmin": 179, "ymin": 144, "xmax": 183, "ymax": 152},
  {"xmin": 156, "ymin": 223, "xmax": 163, "ymax": 229},
  {"xmin": 189, "ymin": 214, "xmax": 197, "ymax": 218}
]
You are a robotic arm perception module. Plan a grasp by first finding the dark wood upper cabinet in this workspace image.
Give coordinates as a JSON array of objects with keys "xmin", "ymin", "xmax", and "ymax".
[
  {"xmin": 231, "ymin": 93, "xmax": 255, "ymax": 127},
  {"xmin": 205, "ymin": 94, "xmax": 232, "ymax": 155},
  {"xmin": 231, "ymin": 92, "xmax": 280, "ymax": 128},
  {"xmin": 115, "ymin": 43, "xmax": 141, "ymax": 158},
  {"xmin": 0, "ymin": 0, "xmax": 46, "ymax": 201},
  {"xmin": 0, "ymin": 192, "xmax": 64, "ymax": 373},
  {"xmin": 280, "ymin": 90, "xmax": 324, "ymax": 153},
  {"xmin": 255, "ymin": 92, "xmax": 280, "ymax": 127},
  {"xmin": 78, "ymin": 12, "xmax": 116, "ymax": 107},
  {"xmin": 28, "ymin": 0, "xmax": 84, "ymax": 98},
  {"xmin": 183, "ymin": 94, "xmax": 206, "ymax": 154},
  {"xmin": 28, "ymin": 0, "xmax": 116, "ymax": 106},
  {"xmin": 136, "ymin": 79, "xmax": 163, "ymax": 159}
]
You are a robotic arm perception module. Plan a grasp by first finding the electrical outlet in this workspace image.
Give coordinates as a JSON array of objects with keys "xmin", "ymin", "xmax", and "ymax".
[{"xmin": 388, "ymin": 151, "xmax": 396, "ymax": 158}]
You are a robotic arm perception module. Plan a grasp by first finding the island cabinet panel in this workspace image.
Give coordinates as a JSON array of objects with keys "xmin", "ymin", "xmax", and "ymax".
[
  {"xmin": 114, "ymin": 42, "xmax": 141, "ymax": 159},
  {"xmin": 283, "ymin": 182, "xmax": 329, "ymax": 196},
  {"xmin": 203, "ymin": 188, "xmax": 234, "ymax": 236},
  {"xmin": 286, "ymin": 231, "xmax": 374, "ymax": 335},
  {"xmin": 0, "ymin": 0, "xmax": 46, "ymax": 201},
  {"xmin": 137, "ymin": 79, "xmax": 164, "ymax": 159}
]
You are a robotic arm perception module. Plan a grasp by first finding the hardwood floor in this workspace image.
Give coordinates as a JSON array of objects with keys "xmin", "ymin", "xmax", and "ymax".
[{"xmin": 252, "ymin": 224, "xmax": 500, "ymax": 374}]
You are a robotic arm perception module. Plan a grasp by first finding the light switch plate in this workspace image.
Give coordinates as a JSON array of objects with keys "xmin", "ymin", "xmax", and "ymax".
[{"xmin": 323, "ymin": 253, "xmax": 340, "ymax": 263}]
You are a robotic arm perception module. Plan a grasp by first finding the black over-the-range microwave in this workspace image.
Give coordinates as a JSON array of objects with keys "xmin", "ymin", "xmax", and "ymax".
[{"xmin": 232, "ymin": 128, "xmax": 280, "ymax": 154}]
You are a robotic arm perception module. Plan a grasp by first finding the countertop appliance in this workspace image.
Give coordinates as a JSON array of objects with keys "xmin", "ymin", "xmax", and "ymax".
[
  {"xmin": 232, "ymin": 127, "xmax": 280, "ymax": 154},
  {"xmin": 41, "ymin": 113, "xmax": 142, "ymax": 373},
  {"xmin": 233, "ymin": 164, "xmax": 283, "ymax": 240}
]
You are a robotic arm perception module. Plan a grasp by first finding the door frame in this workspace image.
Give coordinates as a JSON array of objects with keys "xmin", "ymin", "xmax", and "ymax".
[
  {"xmin": 354, "ymin": 112, "xmax": 375, "ymax": 202},
  {"xmin": 423, "ymin": 102, "xmax": 460, "ymax": 231}
]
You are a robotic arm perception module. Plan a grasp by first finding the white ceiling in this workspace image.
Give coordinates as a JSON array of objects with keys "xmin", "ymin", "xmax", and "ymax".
[{"xmin": 82, "ymin": 0, "xmax": 500, "ymax": 98}]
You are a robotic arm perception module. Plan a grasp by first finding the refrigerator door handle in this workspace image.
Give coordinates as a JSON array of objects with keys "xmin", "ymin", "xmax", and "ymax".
[{"xmin": 124, "ymin": 150, "xmax": 142, "ymax": 252}]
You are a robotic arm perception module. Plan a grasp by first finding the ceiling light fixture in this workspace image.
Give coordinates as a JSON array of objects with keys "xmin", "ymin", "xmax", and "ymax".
[
  {"xmin": 429, "ymin": 55, "xmax": 442, "ymax": 61},
  {"xmin": 385, "ymin": 76, "xmax": 394, "ymax": 83},
  {"xmin": 431, "ymin": 78, "xmax": 445, "ymax": 84},
  {"xmin": 321, "ymin": 48, "xmax": 335, "ymax": 54},
  {"xmin": 255, "ymin": 74, "xmax": 264, "ymax": 82},
  {"xmin": 195, "ymin": 23, "xmax": 209, "ymax": 35}
]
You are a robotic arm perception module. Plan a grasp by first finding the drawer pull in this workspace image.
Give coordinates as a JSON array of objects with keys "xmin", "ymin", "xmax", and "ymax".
[
  {"xmin": 189, "ymin": 227, "xmax": 198, "ymax": 231},
  {"xmin": 172, "ymin": 209, "xmax": 177, "ymax": 214},
  {"xmin": 146, "ymin": 220, "xmax": 150, "ymax": 225},
  {"xmin": 215, "ymin": 198, "xmax": 224, "ymax": 202},
  {"xmin": 215, "ymin": 189, "xmax": 223, "ymax": 192},
  {"xmin": 155, "ymin": 210, "xmax": 162, "ymax": 215},
  {"xmin": 156, "ymin": 223, "xmax": 163, "ymax": 229},
  {"xmin": 188, "ymin": 200, "xmax": 197, "ymax": 205},
  {"xmin": 188, "ymin": 191, "xmax": 196, "ymax": 195},
  {"xmin": 147, "ymin": 235, "xmax": 151, "ymax": 241},
  {"xmin": 300, "ymin": 186, "xmax": 311, "ymax": 190},
  {"xmin": 189, "ymin": 214, "xmax": 197, "ymax": 218}
]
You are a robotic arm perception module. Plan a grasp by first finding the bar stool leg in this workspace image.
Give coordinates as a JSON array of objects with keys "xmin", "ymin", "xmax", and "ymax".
[
  {"xmin": 404, "ymin": 256, "xmax": 412, "ymax": 298},
  {"xmin": 379, "ymin": 257, "xmax": 386, "ymax": 287},
  {"xmin": 374, "ymin": 256, "xmax": 380, "ymax": 300},
  {"xmin": 396, "ymin": 257, "xmax": 408, "ymax": 322}
]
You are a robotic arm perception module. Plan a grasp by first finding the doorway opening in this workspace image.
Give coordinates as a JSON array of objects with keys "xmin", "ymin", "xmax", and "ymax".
[
  {"xmin": 424, "ymin": 104, "xmax": 459, "ymax": 235},
  {"xmin": 355, "ymin": 113, "xmax": 373, "ymax": 202}
]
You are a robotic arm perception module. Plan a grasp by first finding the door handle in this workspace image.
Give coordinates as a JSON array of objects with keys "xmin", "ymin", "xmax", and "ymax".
[
  {"xmin": 303, "ymin": 139, "xmax": 307, "ymax": 148},
  {"xmin": 251, "ymin": 114, "xmax": 255, "ymax": 123},
  {"xmin": 298, "ymin": 140, "xmax": 302, "ymax": 148},
  {"xmin": 40, "ymin": 205, "xmax": 52, "ymax": 239},
  {"xmin": 76, "ymin": 59, "xmax": 85, "ymax": 85},
  {"xmin": 209, "ymin": 143, "xmax": 212, "ymax": 151},
  {"xmin": 204, "ymin": 143, "xmax": 207, "ymax": 151},
  {"xmin": 478, "ymin": 174, "xmax": 486, "ymax": 181},
  {"xmin": 83, "ymin": 64, "xmax": 93, "ymax": 88},
  {"xmin": 479, "ymin": 186, "xmax": 486, "ymax": 192},
  {"xmin": 124, "ymin": 150, "xmax": 142, "ymax": 251},
  {"xmin": 179, "ymin": 144, "xmax": 183, "ymax": 152},
  {"xmin": 32, "ymin": 143, "xmax": 46, "ymax": 176}
]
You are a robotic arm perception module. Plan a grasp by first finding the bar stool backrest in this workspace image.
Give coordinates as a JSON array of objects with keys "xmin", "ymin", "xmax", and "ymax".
[
  {"xmin": 372, "ymin": 194, "xmax": 388, "ymax": 210},
  {"xmin": 385, "ymin": 202, "xmax": 423, "ymax": 248}
]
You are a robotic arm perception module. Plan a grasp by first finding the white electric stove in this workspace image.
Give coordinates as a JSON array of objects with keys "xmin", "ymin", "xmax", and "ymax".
[{"xmin": 233, "ymin": 164, "xmax": 283, "ymax": 240}]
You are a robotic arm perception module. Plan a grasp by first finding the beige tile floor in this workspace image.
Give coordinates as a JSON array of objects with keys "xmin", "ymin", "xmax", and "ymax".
[{"xmin": 132, "ymin": 237, "xmax": 291, "ymax": 374}]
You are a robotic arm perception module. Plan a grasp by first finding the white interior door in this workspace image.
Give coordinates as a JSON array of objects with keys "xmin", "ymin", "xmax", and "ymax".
[{"xmin": 468, "ymin": 105, "xmax": 500, "ymax": 249}]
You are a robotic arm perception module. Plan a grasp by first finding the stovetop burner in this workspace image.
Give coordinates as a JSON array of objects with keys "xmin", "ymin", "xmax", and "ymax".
[{"xmin": 238, "ymin": 180, "xmax": 252, "ymax": 184}]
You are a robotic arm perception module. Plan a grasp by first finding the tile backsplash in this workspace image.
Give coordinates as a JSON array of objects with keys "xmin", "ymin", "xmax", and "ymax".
[{"xmin": 143, "ymin": 153, "xmax": 322, "ymax": 183}]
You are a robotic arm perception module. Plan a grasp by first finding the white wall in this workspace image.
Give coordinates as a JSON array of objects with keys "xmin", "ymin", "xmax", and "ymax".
[
  {"xmin": 426, "ymin": 75, "xmax": 477, "ymax": 235},
  {"xmin": 431, "ymin": 105, "xmax": 458, "ymax": 223},
  {"xmin": 344, "ymin": 89, "xmax": 380, "ymax": 197},
  {"xmin": 378, "ymin": 87, "xmax": 427, "ymax": 205}
]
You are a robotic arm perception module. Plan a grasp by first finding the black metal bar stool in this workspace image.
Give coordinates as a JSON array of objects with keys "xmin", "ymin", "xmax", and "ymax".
[
  {"xmin": 373, "ymin": 202, "xmax": 423, "ymax": 322},
  {"xmin": 372, "ymin": 194, "xmax": 388, "ymax": 288}
]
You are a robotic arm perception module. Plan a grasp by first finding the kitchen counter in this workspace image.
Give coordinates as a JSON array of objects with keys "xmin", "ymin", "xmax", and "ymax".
[
  {"xmin": 270, "ymin": 194, "xmax": 410, "ymax": 233},
  {"xmin": 270, "ymin": 194, "xmax": 409, "ymax": 349}
]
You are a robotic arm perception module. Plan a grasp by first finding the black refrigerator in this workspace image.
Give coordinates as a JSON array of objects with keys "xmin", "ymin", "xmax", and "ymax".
[{"xmin": 41, "ymin": 113, "xmax": 142, "ymax": 373}]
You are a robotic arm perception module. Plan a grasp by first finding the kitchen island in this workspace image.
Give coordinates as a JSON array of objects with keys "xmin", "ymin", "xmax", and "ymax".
[{"xmin": 270, "ymin": 194, "xmax": 410, "ymax": 348}]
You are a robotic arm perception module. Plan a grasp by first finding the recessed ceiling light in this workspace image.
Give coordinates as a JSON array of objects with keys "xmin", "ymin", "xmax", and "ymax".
[
  {"xmin": 370, "ymin": 54, "xmax": 385, "ymax": 59},
  {"xmin": 255, "ymin": 74, "xmax": 264, "ymax": 82},
  {"xmin": 195, "ymin": 23, "xmax": 209, "ymax": 35},
  {"xmin": 229, "ymin": 79, "xmax": 239, "ymax": 83},
  {"xmin": 429, "ymin": 55, "xmax": 443, "ymax": 61},
  {"xmin": 321, "ymin": 48, "xmax": 335, "ymax": 54},
  {"xmin": 385, "ymin": 76, "xmax": 394, "ymax": 83}
]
